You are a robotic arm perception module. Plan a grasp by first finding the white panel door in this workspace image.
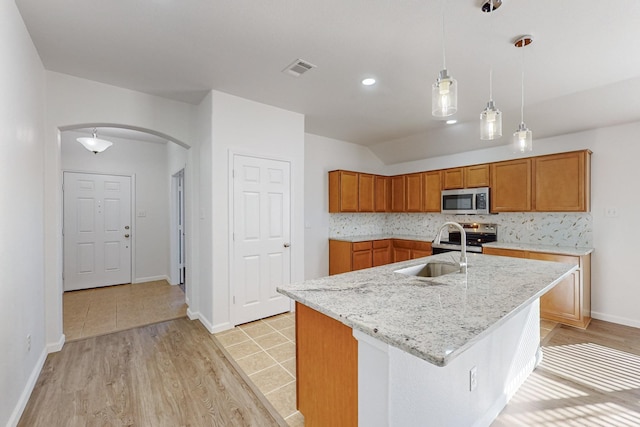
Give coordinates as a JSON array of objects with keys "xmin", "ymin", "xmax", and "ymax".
[
  {"xmin": 63, "ymin": 172, "xmax": 132, "ymax": 291},
  {"xmin": 232, "ymin": 155, "xmax": 291, "ymax": 325}
]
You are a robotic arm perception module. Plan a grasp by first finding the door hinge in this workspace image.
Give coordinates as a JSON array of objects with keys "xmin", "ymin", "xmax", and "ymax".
[
  {"xmin": 233, "ymin": 296, "xmax": 236, "ymax": 304},
  {"xmin": 232, "ymin": 169, "xmax": 235, "ymax": 178}
]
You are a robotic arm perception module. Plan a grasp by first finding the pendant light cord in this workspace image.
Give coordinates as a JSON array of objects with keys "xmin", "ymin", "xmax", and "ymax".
[
  {"xmin": 520, "ymin": 46, "xmax": 525, "ymax": 124},
  {"xmin": 441, "ymin": 0, "xmax": 447, "ymax": 69},
  {"xmin": 488, "ymin": 0, "xmax": 494, "ymax": 102}
]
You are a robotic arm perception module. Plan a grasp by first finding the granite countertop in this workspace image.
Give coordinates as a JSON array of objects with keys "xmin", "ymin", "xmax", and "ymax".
[
  {"xmin": 483, "ymin": 241, "xmax": 593, "ymax": 256},
  {"xmin": 278, "ymin": 253, "xmax": 576, "ymax": 367},
  {"xmin": 329, "ymin": 234, "xmax": 433, "ymax": 243}
]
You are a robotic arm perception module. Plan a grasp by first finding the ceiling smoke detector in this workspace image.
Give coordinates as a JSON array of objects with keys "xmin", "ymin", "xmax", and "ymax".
[
  {"xmin": 282, "ymin": 59, "xmax": 317, "ymax": 77},
  {"xmin": 481, "ymin": 0, "xmax": 502, "ymax": 12}
]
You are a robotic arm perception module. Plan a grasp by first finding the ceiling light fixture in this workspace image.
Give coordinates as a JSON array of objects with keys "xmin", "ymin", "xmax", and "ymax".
[
  {"xmin": 513, "ymin": 35, "xmax": 533, "ymax": 153},
  {"xmin": 480, "ymin": 0, "xmax": 502, "ymax": 140},
  {"xmin": 77, "ymin": 128, "xmax": 113, "ymax": 154},
  {"xmin": 432, "ymin": 0, "xmax": 457, "ymax": 118},
  {"xmin": 362, "ymin": 78, "xmax": 376, "ymax": 86}
]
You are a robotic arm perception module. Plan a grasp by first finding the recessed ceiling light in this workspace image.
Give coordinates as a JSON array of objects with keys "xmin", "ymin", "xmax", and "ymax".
[
  {"xmin": 446, "ymin": 119, "xmax": 458, "ymax": 125},
  {"xmin": 362, "ymin": 78, "xmax": 376, "ymax": 86}
]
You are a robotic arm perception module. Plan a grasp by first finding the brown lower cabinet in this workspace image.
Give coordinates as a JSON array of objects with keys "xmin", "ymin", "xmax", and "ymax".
[
  {"xmin": 483, "ymin": 247, "xmax": 591, "ymax": 329},
  {"xmin": 296, "ymin": 302, "xmax": 357, "ymax": 427},
  {"xmin": 330, "ymin": 238, "xmax": 431, "ymax": 275}
]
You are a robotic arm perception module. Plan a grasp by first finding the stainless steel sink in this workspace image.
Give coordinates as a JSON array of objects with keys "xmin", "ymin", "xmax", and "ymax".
[{"xmin": 395, "ymin": 261, "xmax": 461, "ymax": 278}]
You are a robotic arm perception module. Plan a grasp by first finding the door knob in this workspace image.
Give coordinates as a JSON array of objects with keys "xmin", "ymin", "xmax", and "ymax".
[
  {"xmin": 125, "ymin": 225, "xmax": 130, "ymax": 230},
  {"xmin": 284, "ymin": 243, "xmax": 290, "ymax": 248},
  {"xmin": 124, "ymin": 234, "xmax": 130, "ymax": 238}
]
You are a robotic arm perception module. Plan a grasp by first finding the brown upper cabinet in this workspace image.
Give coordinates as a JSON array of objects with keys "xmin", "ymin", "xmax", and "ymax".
[
  {"xmin": 390, "ymin": 175, "xmax": 406, "ymax": 212},
  {"xmin": 490, "ymin": 158, "xmax": 532, "ymax": 212},
  {"xmin": 442, "ymin": 164, "xmax": 490, "ymax": 190},
  {"xmin": 464, "ymin": 164, "xmax": 491, "ymax": 188},
  {"xmin": 374, "ymin": 175, "xmax": 390, "ymax": 212},
  {"xmin": 329, "ymin": 170, "xmax": 358, "ymax": 213},
  {"xmin": 329, "ymin": 150, "xmax": 591, "ymax": 214},
  {"xmin": 533, "ymin": 150, "xmax": 591, "ymax": 212},
  {"xmin": 422, "ymin": 170, "xmax": 442, "ymax": 212},
  {"xmin": 442, "ymin": 168, "xmax": 464, "ymax": 189},
  {"xmin": 405, "ymin": 173, "xmax": 423, "ymax": 212},
  {"xmin": 358, "ymin": 173, "xmax": 375, "ymax": 212}
]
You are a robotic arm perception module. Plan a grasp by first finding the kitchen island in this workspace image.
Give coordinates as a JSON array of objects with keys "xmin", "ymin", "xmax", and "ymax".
[{"xmin": 277, "ymin": 252, "xmax": 577, "ymax": 427}]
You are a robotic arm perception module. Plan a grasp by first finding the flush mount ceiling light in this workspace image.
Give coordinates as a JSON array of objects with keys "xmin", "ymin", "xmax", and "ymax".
[
  {"xmin": 513, "ymin": 35, "xmax": 533, "ymax": 153},
  {"xmin": 480, "ymin": 0, "xmax": 502, "ymax": 140},
  {"xmin": 432, "ymin": 0, "xmax": 457, "ymax": 118},
  {"xmin": 362, "ymin": 78, "xmax": 376, "ymax": 86},
  {"xmin": 77, "ymin": 128, "xmax": 113, "ymax": 154}
]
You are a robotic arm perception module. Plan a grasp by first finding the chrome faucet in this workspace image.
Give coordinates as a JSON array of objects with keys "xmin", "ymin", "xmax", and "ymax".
[{"xmin": 433, "ymin": 221, "xmax": 467, "ymax": 273}]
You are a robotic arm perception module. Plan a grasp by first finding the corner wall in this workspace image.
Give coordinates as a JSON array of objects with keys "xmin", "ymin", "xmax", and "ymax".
[
  {"xmin": 205, "ymin": 91, "xmax": 305, "ymax": 331},
  {"xmin": 44, "ymin": 72, "xmax": 195, "ymax": 351},
  {"xmin": 304, "ymin": 134, "xmax": 386, "ymax": 279},
  {"xmin": 0, "ymin": 2, "xmax": 46, "ymax": 425}
]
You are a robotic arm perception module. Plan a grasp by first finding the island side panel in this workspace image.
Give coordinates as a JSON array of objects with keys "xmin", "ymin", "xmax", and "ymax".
[{"xmin": 296, "ymin": 302, "xmax": 358, "ymax": 427}]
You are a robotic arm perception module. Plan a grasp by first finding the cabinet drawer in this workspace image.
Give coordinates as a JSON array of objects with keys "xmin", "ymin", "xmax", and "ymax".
[
  {"xmin": 352, "ymin": 241, "xmax": 372, "ymax": 251},
  {"xmin": 372, "ymin": 240, "xmax": 390, "ymax": 249},
  {"xmin": 413, "ymin": 241, "xmax": 432, "ymax": 251},
  {"xmin": 528, "ymin": 252, "xmax": 579, "ymax": 266},
  {"xmin": 392, "ymin": 239, "xmax": 414, "ymax": 249}
]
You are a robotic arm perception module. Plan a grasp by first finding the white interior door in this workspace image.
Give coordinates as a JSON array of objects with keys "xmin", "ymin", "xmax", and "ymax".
[
  {"xmin": 63, "ymin": 172, "xmax": 132, "ymax": 291},
  {"xmin": 232, "ymin": 154, "xmax": 291, "ymax": 325}
]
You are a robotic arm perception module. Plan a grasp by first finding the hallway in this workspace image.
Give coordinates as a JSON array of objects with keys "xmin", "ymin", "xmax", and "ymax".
[{"xmin": 63, "ymin": 280, "xmax": 187, "ymax": 341}]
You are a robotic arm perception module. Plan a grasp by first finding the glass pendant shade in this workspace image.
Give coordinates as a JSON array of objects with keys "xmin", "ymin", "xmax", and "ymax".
[
  {"xmin": 480, "ymin": 100, "xmax": 502, "ymax": 140},
  {"xmin": 432, "ymin": 69, "xmax": 457, "ymax": 117},
  {"xmin": 512, "ymin": 123, "xmax": 533, "ymax": 153},
  {"xmin": 77, "ymin": 129, "xmax": 113, "ymax": 154}
]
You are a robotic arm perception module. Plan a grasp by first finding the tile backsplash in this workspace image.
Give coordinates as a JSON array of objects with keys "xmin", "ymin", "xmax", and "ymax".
[{"xmin": 329, "ymin": 212, "xmax": 592, "ymax": 247}]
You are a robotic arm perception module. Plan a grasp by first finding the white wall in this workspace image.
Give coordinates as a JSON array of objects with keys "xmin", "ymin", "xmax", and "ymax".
[
  {"xmin": 44, "ymin": 72, "xmax": 196, "ymax": 350},
  {"xmin": 203, "ymin": 90, "xmax": 305, "ymax": 332},
  {"xmin": 304, "ymin": 134, "xmax": 386, "ymax": 279},
  {"xmin": 61, "ymin": 131, "xmax": 177, "ymax": 283},
  {"xmin": 0, "ymin": 2, "xmax": 46, "ymax": 426}
]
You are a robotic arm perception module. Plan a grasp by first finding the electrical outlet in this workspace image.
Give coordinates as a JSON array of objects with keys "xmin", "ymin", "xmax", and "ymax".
[
  {"xmin": 605, "ymin": 207, "xmax": 619, "ymax": 218},
  {"xmin": 26, "ymin": 334, "xmax": 31, "ymax": 353},
  {"xmin": 469, "ymin": 366, "xmax": 477, "ymax": 391}
]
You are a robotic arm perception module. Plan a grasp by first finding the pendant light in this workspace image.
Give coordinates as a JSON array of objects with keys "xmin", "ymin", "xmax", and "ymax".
[
  {"xmin": 77, "ymin": 128, "xmax": 113, "ymax": 154},
  {"xmin": 480, "ymin": 0, "xmax": 502, "ymax": 140},
  {"xmin": 432, "ymin": 0, "xmax": 457, "ymax": 118},
  {"xmin": 513, "ymin": 36, "xmax": 533, "ymax": 153}
]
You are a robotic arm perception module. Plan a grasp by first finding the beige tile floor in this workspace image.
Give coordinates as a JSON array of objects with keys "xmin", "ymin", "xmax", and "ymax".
[
  {"xmin": 216, "ymin": 314, "xmax": 558, "ymax": 427},
  {"xmin": 63, "ymin": 280, "xmax": 187, "ymax": 341},
  {"xmin": 215, "ymin": 312, "xmax": 304, "ymax": 427}
]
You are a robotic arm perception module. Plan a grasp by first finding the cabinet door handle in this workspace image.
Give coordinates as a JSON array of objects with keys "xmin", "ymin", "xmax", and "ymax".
[
  {"xmin": 124, "ymin": 234, "xmax": 130, "ymax": 238},
  {"xmin": 284, "ymin": 243, "xmax": 290, "ymax": 248}
]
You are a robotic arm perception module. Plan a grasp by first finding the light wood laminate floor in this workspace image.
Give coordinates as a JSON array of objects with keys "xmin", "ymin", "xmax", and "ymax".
[
  {"xmin": 493, "ymin": 319, "xmax": 640, "ymax": 426},
  {"xmin": 19, "ymin": 318, "xmax": 284, "ymax": 427},
  {"xmin": 63, "ymin": 280, "xmax": 187, "ymax": 341}
]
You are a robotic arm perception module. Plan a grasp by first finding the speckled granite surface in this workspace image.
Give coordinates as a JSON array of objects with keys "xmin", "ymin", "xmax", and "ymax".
[
  {"xmin": 483, "ymin": 242, "xmax": 593, "ymax": 256},
  {"xmin": 278, "ymin": 253, "xmax": 576, "ymax": 367},
  {"xmin": 329, "ymin": 212, "xmax": 592, "ymax": 247},
  {"xmin": 330, "ymin": 234, "xmax": 432, "ymax": 243}
]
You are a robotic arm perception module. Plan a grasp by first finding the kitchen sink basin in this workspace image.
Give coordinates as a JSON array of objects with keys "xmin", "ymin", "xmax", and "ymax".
[{"xmin": 395, "ymin": 261, "xmax": 461, "ymax": 278}]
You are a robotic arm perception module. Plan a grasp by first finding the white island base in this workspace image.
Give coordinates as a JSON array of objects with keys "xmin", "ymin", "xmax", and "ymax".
[{"xmin": 355, "ymin": 301, "xmax": 541, "ymax": 427}]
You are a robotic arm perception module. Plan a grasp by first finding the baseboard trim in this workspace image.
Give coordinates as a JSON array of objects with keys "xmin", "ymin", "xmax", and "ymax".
[
  {"xmin": 212, "ymin": 322, "xmax": 233, "ymax": 334},
  {"xmin": 197, "ymin": 315, "xmax": 215, "ymax": 334},
  {"xmin": 133, "ymin": 275, "xmax": 170, "ymax": 284},
  {"xmin": 186, "ymin": 308, "xmax": 199, "ymax": 321},
  {"xmin": 591, "ymin": 311, "xmax": 640, "ymax": 328},
  {"xmin": 7, "ymin": 348, "xmax": 47, "ymax": 427},
  {"xmin": 46, "ymin": 334, "xmax": 65, "ymax": 353}
]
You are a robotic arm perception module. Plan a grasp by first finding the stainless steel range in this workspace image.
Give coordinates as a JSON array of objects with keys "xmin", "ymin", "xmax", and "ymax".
[{"xmin": 431, "ymin": 223, "xmax": 497, "ymax": 254}]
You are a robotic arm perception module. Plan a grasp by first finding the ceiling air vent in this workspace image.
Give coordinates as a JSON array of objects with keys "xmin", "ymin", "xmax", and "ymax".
[{"xmin": 282, "ymin": 59, "xmax": 317, "ymax": 77}]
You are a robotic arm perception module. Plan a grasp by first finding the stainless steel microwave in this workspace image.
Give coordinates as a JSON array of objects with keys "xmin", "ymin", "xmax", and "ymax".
[{"xmin": 441, "ymin": 187, "xmax": 490, "ymax": 215}]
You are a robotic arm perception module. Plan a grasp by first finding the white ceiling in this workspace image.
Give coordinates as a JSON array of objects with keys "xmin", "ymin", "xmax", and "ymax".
[{"xmin": 15, "ymin": 0, "xmax": 640, "ymax": 163}]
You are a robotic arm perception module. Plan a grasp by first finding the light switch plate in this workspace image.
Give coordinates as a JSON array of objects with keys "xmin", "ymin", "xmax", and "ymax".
[{"xmin": 605, "ymin": 207, "xmax": 619, "ymax": 217}]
